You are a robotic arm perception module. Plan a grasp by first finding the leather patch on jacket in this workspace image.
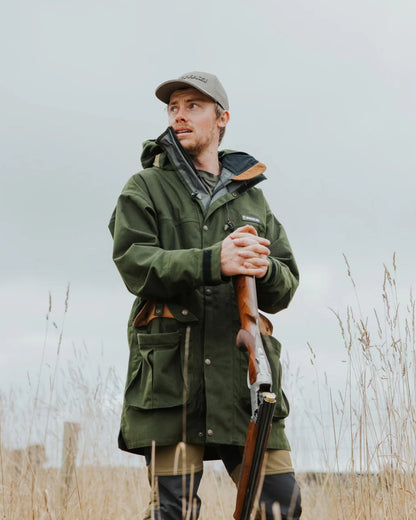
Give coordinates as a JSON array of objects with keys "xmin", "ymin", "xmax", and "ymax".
[
  {"xmin": 231, "ymin": 162, "xmax": 266, "ymax": 181},
  {"xmin": 133, "ymin": 301, "xmax": 174, "ymax": 327}
]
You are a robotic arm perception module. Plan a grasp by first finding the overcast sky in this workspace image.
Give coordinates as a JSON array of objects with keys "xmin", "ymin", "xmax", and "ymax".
[{"xmin": 1, "ymin": 0, "xmax": 415, "ymax": 470}]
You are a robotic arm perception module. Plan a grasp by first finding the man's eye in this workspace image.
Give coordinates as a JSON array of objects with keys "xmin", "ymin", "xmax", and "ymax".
[
  {"xmin": 190, "ymin": 103, "xmax": 198, "ymax": 109},
  {"xmin": 168, "ymin": 106, "xmax": 177, "ymax": 114}
]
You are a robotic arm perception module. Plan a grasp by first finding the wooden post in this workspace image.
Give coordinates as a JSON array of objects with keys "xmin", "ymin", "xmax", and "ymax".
[{"xmin": 59, "ymin": 422, "xmax": 80, "ymax": 511}]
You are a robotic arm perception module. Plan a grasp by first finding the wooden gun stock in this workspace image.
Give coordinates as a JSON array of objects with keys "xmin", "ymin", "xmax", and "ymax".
[{"xmin": 234, "ymin": 275, "xmax": 260, "ymax": 385}]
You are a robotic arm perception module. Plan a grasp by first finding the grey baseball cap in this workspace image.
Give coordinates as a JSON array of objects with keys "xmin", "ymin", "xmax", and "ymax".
[{"xmin": 155, "ymin": 71, "xmax": 229, "ymax": 110}]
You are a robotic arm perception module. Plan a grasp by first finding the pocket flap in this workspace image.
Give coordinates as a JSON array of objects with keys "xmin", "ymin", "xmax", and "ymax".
[{"xmin": 133, "ymin": 301, "xmax": 198, "ymax": 327}]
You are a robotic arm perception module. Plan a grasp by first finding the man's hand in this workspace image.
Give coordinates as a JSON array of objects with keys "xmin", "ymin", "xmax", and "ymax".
[{"xmin": 220, "ymin": 225, "xmax": 270, "ymax": 278}]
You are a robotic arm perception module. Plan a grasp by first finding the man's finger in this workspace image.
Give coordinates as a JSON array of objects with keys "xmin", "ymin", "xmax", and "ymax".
[
  {"xmin": 236, "ymin": 244, "xmax": 270, "ymax": 258},
  {"xmin": 232, "ymin": 224, "xmax": 258, "ymax": 236},
  {"xmin": 231, "ymin": 235, "xmax": 271, "ymax": 247}
]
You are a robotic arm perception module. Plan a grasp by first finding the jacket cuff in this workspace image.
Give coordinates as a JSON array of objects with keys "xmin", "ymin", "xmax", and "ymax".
[
  {"xmin": 202, "ymin": 242, "xmax": 223, "ymax": 285},
  {"xmin": 257, "ymin": 258, "xmax": 277, "ymax": 285}
]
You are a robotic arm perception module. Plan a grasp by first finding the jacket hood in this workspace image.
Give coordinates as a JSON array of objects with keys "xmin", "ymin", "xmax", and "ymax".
[{"xmin": 141, "ymin": 139, "xmax": 164, "ymax": 169}]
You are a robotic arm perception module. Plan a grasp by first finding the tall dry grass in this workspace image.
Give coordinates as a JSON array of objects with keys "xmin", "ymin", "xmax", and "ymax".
[
  {"xmin": 1, "ymin": 256, "xmax": 416, "ymax": 519},
  {"xmin": 0, "ymin": 462, "xmax": 237, "ymax": 520},
  {"xmin": 301, "ymin": 255, "xmax": 416, "ymax": 519}
]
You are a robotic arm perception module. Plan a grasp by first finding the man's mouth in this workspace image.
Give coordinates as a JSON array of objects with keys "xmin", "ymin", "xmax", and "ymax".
[{"xmin": 175, "ymin": 128, "xmax": 192, "ymax": 135}]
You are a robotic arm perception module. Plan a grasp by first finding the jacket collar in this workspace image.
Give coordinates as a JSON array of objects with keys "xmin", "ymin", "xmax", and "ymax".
[{"xmin": 142, "ymin": 127, "xmax": 267, "ymax": 206}]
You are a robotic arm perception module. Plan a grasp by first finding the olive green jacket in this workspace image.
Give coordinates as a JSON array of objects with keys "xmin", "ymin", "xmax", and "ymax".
[{"xmin": 109, "ymin": 127, "xmax": 299, "ymax": 457}]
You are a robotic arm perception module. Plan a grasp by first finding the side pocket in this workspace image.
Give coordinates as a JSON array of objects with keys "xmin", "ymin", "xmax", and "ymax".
[
  {"xmin": 262, "ymin": 334, "xmax": 290, "ymax": 420},
  {"xmin": 125, "ymin": 330, "xmax": 184, "ymax": 410}
]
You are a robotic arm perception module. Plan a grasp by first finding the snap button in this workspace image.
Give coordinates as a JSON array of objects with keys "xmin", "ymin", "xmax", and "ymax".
[
  {"xmin": 181, "ymin": 309, "xmax": 189, "ymax": 316},
  {"xmin": 205, "ymin": 288, "xmax": 212, "ymax": 295},
  {"xmin": 203, "ymin": 225, "xmax": 208, "ymax": 231},
  {"xmin": 204, "ymin": 358, "xmax": 211, "ymax": 366},
  {"xmin": 198, "ymin": 431, "xmax": 204, "ymax": 438},
  {"xmin": 207, "ymin": 429, "xmax": 214, "ymax": 436}
]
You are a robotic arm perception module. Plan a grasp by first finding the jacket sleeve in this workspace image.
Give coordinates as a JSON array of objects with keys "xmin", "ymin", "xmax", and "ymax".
[
  {"xmin": 108, "ymin": 174, "xmax": 223, "ymax": 300},
  {"xmin": 256, "ymin": 197, "xmax": 299, "ymax": 314}
]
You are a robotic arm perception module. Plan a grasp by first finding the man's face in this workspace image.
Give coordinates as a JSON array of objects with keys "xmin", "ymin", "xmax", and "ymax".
[{"xmin": 168, "ymin": 88, "xmax": 227, "ymax": 158}]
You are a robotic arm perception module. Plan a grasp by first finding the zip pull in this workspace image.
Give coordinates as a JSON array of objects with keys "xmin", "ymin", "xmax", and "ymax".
[{"xmin": 224, "ymin": 219, "xmax": 235, "ymax": 232}]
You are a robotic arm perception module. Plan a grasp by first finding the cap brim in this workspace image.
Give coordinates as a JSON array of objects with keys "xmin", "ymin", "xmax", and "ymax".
[
  {"xmin": 155, "ymin": 80, "xmax": 198, "ymax": 104},
  {"xmin": 155, "ymin": 79, "xmax": 222, "ymax": 107}
]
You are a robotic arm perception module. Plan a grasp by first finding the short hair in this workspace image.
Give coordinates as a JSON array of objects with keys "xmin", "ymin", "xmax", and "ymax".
[{"xmin": 215, "ymin": 103, "xmax": 226, "ymax": 146}]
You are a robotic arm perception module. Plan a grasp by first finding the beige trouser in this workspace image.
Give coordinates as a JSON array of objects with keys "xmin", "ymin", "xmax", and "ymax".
[{"xmin": 142, "ymin": 443, "xmax": 294, "ymax": 519}]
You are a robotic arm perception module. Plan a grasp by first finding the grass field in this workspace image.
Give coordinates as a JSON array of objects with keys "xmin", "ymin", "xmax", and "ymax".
[
  {"xmin": 2, "ymin": 460, "xmax": 416, "ymax": 519},
  {"xmin": 1, "ymin": 258, "xmax": 415, "ymax": 519}
]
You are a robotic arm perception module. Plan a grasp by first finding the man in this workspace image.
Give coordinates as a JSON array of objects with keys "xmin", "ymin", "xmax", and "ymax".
[{"xmin": 109, "ymin": 71, "xmax": 302, "ymax": 519}]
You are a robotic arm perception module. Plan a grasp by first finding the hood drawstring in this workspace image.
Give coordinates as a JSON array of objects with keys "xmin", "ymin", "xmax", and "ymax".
[{"xmin": 224, "ymin": 200, "xmax": 235, "ymax": 232}]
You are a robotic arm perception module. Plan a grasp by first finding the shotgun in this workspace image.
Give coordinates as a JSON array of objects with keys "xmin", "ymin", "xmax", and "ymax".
[{"xmin": 233, "ymin": 275, "xmax": 276, "ymax": 520}]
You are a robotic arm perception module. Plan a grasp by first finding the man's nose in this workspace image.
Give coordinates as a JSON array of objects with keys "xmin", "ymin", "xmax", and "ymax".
[{"xmin": 174, "ymin": 106, "xmax": 187, "ymax": 121}]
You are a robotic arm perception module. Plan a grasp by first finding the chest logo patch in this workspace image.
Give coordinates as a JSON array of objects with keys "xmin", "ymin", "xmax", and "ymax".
[{"xmin": 241, "ymin": 215, "xmax": 261, "ymax": 224}]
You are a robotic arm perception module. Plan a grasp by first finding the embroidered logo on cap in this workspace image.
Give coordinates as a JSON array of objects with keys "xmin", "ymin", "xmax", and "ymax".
[{"xmin": 181, "ymin": 74, "xmax": 208, "ymax": 83}]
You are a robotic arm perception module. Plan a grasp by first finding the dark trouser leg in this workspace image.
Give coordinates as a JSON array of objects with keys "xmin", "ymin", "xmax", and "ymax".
[
  {"xmin": 143, "ymin": 444, "xmax": 204, "ymax": 520},
  {"xmin": 152, "ymin": 471, "xmax": 203, "ymax": 520},
  {"xmin": 258, "ymin": 472, "xmax": 302, "ymax": 520}
]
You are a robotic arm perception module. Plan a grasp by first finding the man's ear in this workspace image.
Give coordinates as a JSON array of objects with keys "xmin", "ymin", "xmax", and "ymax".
[{"xmin": 218, "ymin": 110, "xmax": 230, "ymax": 129}]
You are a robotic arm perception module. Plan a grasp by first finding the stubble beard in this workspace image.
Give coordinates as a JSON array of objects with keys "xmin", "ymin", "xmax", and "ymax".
[{"xmin": 183, "ymin": 127, "xmax": 218, "ymax": 160}]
